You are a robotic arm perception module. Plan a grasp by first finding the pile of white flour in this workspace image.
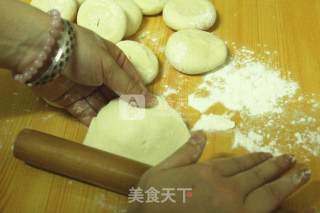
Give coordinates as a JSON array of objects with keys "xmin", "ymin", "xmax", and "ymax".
[
  {"xmin": 188, "ymin": 47, "xmax": 298, "ymax": 116},
  {"xmin": 185, "ymin": 44, "xmax": 320, "ymax": 160}
]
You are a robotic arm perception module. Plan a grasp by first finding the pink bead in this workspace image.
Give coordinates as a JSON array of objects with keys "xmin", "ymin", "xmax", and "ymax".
[
  {"xmin": 34, "ymin": 59, "xmax": 43, "ymax": 69},
  {"xmin": 52, "ymin": 19, "xmax": 62, "ymax": 29},
  {"xmin": 44, "ymin": 45, "xmax": 52, "ymax": 54},
  {"xmin": 29, "ymin": 67, "xmax": 37, "ymax": 75},
  {"xmin": 49, "ymin": 9, "xmax": 60, "ymax": 17},
  {"xmin": 23, "ymin": 72, "xmax": 32, "ymax": 80},
  {"xmin": 49, "ymin": 29, "xmax": 60, "ymax": 38},
  {"xmin": 14, "ymin": 75, "xmax": 21, "ymax": 81},
  {"xmin": 38, "ymin": 51, "xmax": 47, "ymax": 61},
  {"xmin": 14, "ymin": 75, "xmax": 25, "ymax": 83},
  {"xmin": 46, "ymin": 37, "xmax": 55, "ymax": 46}
]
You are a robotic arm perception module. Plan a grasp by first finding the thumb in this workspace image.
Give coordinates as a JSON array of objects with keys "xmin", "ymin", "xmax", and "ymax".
[
  {"xmin": 104, "ymin": 41, "xmax": 157, "ymax": 108},
  {"xmin": 157, "ymin": 131, "xmax": 207, "ymax": 170}
]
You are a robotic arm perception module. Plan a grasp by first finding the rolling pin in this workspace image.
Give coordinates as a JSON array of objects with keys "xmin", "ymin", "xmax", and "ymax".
[{"xmin": 13, "ymin": 129, "xmax": 151, "ymax": 195}]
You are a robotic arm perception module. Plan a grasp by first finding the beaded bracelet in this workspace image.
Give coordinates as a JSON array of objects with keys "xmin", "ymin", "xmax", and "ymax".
[{"xmin": 14, "ymin": 9, "xmax": 75, "ymax": 87}]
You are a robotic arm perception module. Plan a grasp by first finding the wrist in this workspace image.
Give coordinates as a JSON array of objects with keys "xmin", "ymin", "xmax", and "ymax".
[
  {"xmin": 0, "ymin": 0, "xmax": 51, "ymax": 73},
  {"xmin": 10, "ymin": 25, "xmax": 49, "ymax": 75}
]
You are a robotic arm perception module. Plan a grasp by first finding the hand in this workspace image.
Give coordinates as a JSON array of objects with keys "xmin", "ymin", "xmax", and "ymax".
[
  {"xmin": 128, "ymin": 131, "xmax": 311, "ymax": 213},
  {"xmin": 32, "ymin": 26, "xmax": 157, "ymax": 125}
]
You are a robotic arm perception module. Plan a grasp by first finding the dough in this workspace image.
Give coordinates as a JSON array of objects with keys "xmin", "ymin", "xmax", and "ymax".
[
  {"xmin": 117, "ymin": 40, "xmax": 159, "ymax": 84},
  {"xmin": 77, "ymin": 0, "xmax": 127, "ymax": 43},
  {"xmin": 165, "ymin": 29, "xmax": 228, "ymax": 75},
  {"xmin": 133, "ymin": 0, "xmax": 168, "ymax": 15},
  {"xmin": 84, "ymin": 97, "xmax": 190, "ymax": 166},
  {"xmin": 31, "ymin": 0, "xmax": 78, "ymax": 22},
  {"xmin": 163, "ymin": 0, "xmax": 217, "ymax": 31},
  {"xmin": 115, "ymin": 0, "xmax": 143, "ymax": 37}
]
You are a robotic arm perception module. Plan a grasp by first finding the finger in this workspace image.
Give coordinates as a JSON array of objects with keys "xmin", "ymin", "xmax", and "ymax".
[
  {"xmin": 85, "ymin": 90, "xmax": 108, "ymax": 112},
  {"xmin": 156, "ymin": 131, "xmax": 207, "ymax": 170},
  {"xmin": 32, "ymin": 75, "xmax": 75, "ymax": 101},
  {"xmin": 101, "ymin": 56, "xmax": 157, "ymax": 107},
  {"xmin": 100, "ymin": 86, "xmax": 118, "ymax": 100},
  {"xmin": 232, "ymin": 155, "xmax": 296, "ymax": 194},
  {"xmin": 245, "ymin": 168, "xmax": 311, "ymax": 212},
  {"xmin": 53, "ymin": 85, "xmax": 96, "ymax": 107},
  {"xmin": 67, "ymin": 99, "xmax": 97, "ymax": 126},
  {"xmin": 207, "ymin": 152, "xmax": 272, "ymax": 176},
  {"xmin": 105, "ymin": 41, "xmax": 144, "ymax": 83}
]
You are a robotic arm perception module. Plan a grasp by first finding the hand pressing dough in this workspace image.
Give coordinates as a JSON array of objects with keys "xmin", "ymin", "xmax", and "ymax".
[
  {"xmin": 133, "ymin": 0, "xmax": 168, "ymax": 15},
  {"xmin": 31, "ymin": 0, "xmax": 78, "ymax": 21},
  {"xmin": 117, "ymin": 40, "xmax": 159, "ymax": 84},
  {"xmin": 115, "ymin": 0, "xmax": 143, "ymax": 37},
  {"xmin": 163, "ymin": 0, "xmax": 216, "ymax": 31},
  {"xmin": 77, "ymin": 0, "xmax": 127, "ymax": 43},
  {"xmin": 84, "ymin": 97, "xmax": 191, "ymax": 166},
  {"xmin": 165, "ymin": 29, "xmax": 228, "ymax": 75}
]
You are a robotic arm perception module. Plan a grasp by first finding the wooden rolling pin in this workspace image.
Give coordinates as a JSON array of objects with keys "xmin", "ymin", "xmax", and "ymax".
[{"xmin": 13, "ymin": 129, "xmax": 151, "ymax": 195}]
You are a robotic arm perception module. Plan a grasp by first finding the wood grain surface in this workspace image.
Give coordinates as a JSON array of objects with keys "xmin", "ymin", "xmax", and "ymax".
[{"xmin": 0, "ymin": 0, "xmax": 320, "ymax": 212}]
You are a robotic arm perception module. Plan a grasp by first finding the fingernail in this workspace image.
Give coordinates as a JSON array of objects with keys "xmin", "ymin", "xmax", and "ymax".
[
  {"xmin": 292, "ymin": 169, "xmax": 311, "ymax": 185},
  {"xmin": 189, "ymin": 131, "xmax": 207, "ymax": 159},
  {"xmin": 190, "ymin": 131, "xmax": 207, "ymax": 145}
]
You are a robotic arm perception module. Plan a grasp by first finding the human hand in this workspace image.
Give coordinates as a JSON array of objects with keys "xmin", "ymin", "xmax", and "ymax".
[
  {"xmin": 128, "ymin": 131, "xmax": 311, "ymax": 213},
  {"xmin": 31, "ymin": 25, "xmax": 156, "ymax": 125}
]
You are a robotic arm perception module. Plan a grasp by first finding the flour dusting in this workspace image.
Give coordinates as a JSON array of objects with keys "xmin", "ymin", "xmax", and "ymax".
[
  {"xmin": 193, "ymin": 114, "xmax": 235, "ymax": 132},
  {"xmin": 188, "ymin": 51, "xmax": 298, "ymax": 115},
  {"xmin": 187, "ymin": 44, "xmax": 320, "ymax": 160}
]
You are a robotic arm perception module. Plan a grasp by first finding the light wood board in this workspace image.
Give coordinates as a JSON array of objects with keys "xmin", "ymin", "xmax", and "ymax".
[{"xmin": 0, "ymin": 0, "xmax": 319, "ymax": 212}]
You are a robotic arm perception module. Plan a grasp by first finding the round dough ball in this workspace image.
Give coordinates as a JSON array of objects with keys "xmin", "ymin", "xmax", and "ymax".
[
  {"xmin": 133, "ymin": 0, "xmax": 168, "ymax": 15},
  {"xmin": 117, "ymin": 40, "xmax": 159, "ymax": 84},
  {"xmin": 165, "ymin": 29, "xmax": 228, "ymax": 75},
  {"xmin": 84, "ymin": 97, "xmax": 191, "ymax": 166},
  {"xmin": 115, "ymin": 0, "xmax": 143, "ymax": 37},
  {"xmin": 77, "ymin": 0, "xmax": 127, "ymax": 43},
  {"xmin": 163, "ymin": 0, "xmax": 216, "ymax": 31},
  {"xmin": 31, "ymin": 0, "xmax": 78, "ymax": 22}
]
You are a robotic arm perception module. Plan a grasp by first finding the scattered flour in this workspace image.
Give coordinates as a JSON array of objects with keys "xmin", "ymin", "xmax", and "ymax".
[
  {"xmin": 162, "ymin": 86, "xmax": 178, "ymax": 97},
  {"xmin": 233, "ymin": 129, "xmax": 282, "ymax": 156},
  {"xmin": 188, "ymin": 61, "xmax": 298, "ymax": 115},
  {"xmin": 187, "ymin": 44, "xmax": 320, "ymax": 159},
  {"xmin": 192, "ymin": 114, "xmax": 235, "ymax": 132}
]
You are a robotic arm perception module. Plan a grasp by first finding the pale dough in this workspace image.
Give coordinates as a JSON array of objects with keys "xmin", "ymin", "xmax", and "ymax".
[
  {"xmin": 76, "ymin": 0, "xmax": 85, "ymax": 5},
  {"xmin": 165, "ymin": 29, "xmax": 228, "ymax": 75},
  {"xmin": 115, "ymin": 0, "xmax": 143, "ymax": 37},
  {"xmin": 133, "ymin": 0, "xmax": 168, "ymax": 15},
  {"xmin": 117, "ymin": 40, "xmax": 159, "ymax": 84},
  {"xmin": 163, "ymin": 0, "xmax": 216, "ymax": 31},
  {"xmin": 31, "ymin": 0, "xmax": 78, "ymax": 22},
  {"xmin": 77, "ymin": 0, "xmax": 127, "ymax": 43},
  {"xmin": 84, "ymin": 97, "xmax": 191, "ymax": 166}
]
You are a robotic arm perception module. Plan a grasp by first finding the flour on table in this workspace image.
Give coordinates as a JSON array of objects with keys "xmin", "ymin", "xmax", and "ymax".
[
  {"xmin": 187, "ymin": 44, "xmax": 320, "ymax": 160},
  {"xmin": 192, "ymin": 114, "xmax": 235, "ymax": 132},
  {"xmin": 233, "ymin": 129, "xmax": 282, "ymax": 156},
  {"xmin": 162, "ymin": 86, "xmax": 178, "ymax": 97},
  {"xmin": 188, "ymin": 57, "xmax": 298, "ymax": 115}
]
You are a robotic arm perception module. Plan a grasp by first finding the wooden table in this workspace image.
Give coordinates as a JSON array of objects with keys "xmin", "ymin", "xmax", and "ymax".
[{"xmin": 1, "ymin": 0, "xmax": 320, "ymax": 212}]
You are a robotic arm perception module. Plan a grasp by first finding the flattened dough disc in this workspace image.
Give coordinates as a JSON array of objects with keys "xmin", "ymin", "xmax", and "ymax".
[{"xmin": 84, "ymin": 97, "xmax": 190, "ymax": 166}]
